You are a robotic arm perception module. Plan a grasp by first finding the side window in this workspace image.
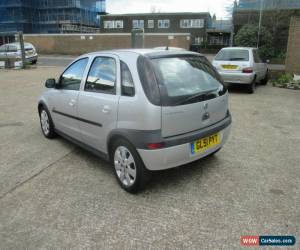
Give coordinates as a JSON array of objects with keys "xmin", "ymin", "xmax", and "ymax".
[
  {"xmin": 85, "ymin": 57, "xmax": 116, "ymax": 94},
  {"xmin": 60, "ymin": 58, "xmax": 88, "ymax": 91},
  {"xmin": 7, "ymin": 45, "xmax": 17, "ymax": 52},
  {"xmin": 121, "ymin": 61, "xmax": 135, "ymax": 97}
]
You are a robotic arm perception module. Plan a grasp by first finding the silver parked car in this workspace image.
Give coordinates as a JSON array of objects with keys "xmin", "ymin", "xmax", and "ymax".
[
  {"xmin": 0, "ymin": 42, "xmax": 38, "ymax": 64},
  {"xmin": 212, "ymin": 47, "xmax": 268, "ymax": 93},
  {"xmin": 38, "ymin": 49, "xmax": 231, "ymax": 193}
]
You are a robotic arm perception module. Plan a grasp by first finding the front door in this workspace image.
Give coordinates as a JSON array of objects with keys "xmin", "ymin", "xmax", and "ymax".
[
  {"xmin": 77, "ymin": 55, "xmax": 120, "ymax": 154},
  {"xmin": 51, "ymin": 57, "xmax": 89, "ymax": 140}
]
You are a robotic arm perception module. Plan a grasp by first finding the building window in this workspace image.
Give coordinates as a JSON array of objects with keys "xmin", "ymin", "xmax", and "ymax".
[
  {"xmin": 180, "ymin": 19, "xmax": 204, "ymax": 28},
  {"xmin": 133, "ymin": 20, "xmax": 144, "ymax": 29},
  {"xmin": 158, "ymin": 19, "xmax": 170, "ymax": 29},
  {"xmin": 115, "ymin": 20, "xmax": 123, "ymax": 29},
  {"xmin": 209, "ymin": 36, "xmax": 224, "ymax": 45},
  {"xmin": 195, "ymin": 37, "xmax": 204, "ymax": 45},
  {"xmin": 104, "ymin": 20, "xmax": 123, "ymax": 29},
  {"xmin": 148, "ymin": 19, "xmax": 154, "ymax": 29},
  {"xmin": 104, "ymin": 21, "xmax": 114, "ymax": 29}
]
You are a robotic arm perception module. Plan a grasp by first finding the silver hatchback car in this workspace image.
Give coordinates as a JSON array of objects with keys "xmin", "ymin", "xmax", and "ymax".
[
  {"xmin": 212, "ymin": 47, "xmax": 268, "ymax": 93},
  {"xmin": 0, "ymin": 42, "xmax": 38, "ymax": 64},
  {"xmin": 38, "ymin": 49, "xmax": 231, "ymax": 193}
]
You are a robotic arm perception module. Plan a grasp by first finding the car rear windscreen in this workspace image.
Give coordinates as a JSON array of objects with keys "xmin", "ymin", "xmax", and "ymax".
[
  {"xmin": 215, "ymin": 49, "xmax": 249, "ymax": 61},
  {"xmin": 150, "ymin": 55, "xmax": 226, "ymax": 106}
]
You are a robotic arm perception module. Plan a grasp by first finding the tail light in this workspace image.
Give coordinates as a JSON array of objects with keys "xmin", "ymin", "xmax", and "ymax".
[
  {"xmin": 242, "ymin": 67, "xmax": 253, "ymax": 73},
  {"xmin": 147, "ymin": 142, "xmax": 165, "ymax": 149}
]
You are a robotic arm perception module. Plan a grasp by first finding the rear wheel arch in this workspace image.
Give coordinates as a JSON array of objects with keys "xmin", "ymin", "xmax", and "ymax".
[{"xmin": 107, "ymin": 132, "xmax": 133, "ymax": 162}]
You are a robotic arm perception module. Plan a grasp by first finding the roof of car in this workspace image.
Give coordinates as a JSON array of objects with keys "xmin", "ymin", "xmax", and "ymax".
[
  {"xmin": 84, "ymin": 48, "xmax": 202, "ymax": 58},
  {"xmin": 0, "ymin": 42, "xmax": 33, "ymax": 48}
]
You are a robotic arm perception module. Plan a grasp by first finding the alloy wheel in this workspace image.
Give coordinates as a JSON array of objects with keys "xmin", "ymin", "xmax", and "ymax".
[
  {"xmin": 114, "ymin": 146, "xmax": 137, "ymax": 187},
  {"xmin": 40, "ymin": 110, "xmax": 50, "ymax": 135}
]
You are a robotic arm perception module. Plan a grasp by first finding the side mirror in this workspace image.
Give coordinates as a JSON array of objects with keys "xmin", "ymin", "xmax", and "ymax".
[{"xmin": 45, "ymin": 78, "xmax": 56, "ymax": 88}]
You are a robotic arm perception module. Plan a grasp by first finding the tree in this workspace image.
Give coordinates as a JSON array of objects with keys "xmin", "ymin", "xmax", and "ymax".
[
  {"xmin": 234, "ymin": 24, "xmax": 273, "ymax": 59},
  {"xmin": 235, "ymin": 24, "xmax": 272, "ymax": 47}
]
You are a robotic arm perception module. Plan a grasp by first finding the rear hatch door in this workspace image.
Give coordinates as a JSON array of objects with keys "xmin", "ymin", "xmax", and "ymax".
[
  {"xmin": 212, "ymin": 48, "xmax": 251, "ymax": 73},
  {"xmin": 151, "ymin": 54, "xmax": 228, "ymax": 138}
]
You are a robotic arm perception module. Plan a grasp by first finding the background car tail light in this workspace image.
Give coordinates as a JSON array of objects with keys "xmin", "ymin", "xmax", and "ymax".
[
  {"xmin": 147, "ymin": 142, "xmax": 165, "ymax": 149},
  {"xmin": 242, "ymin": 67, "xmax": 253, "ymax": 73}
]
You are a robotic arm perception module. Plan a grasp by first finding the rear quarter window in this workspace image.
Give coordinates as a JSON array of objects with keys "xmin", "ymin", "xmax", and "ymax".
[{"xmin": 137, "ymin": 56, "xmax": 161, "ymax": 106}]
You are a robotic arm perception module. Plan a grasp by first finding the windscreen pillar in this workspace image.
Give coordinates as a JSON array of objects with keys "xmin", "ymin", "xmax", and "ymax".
[{"xmin": 18, "ymin": 32, "xmax": 26, "ymax": 69}]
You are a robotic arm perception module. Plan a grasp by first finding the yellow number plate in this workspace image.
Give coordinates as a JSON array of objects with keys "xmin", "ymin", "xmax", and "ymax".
[
  {"xmin": 222, "ymin": 65, "xmax": 238, "ymax": 70},
  {"xmin": 190, "ymin": 133, "xmax": 220, "ymax": 155}
]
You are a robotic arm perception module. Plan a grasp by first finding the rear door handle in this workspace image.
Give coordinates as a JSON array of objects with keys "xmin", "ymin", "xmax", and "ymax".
[
  {"xmin": 69, "ymin": 99, "xmax": 76, "ymax": 107},
  {"xmin": 102, "ymin": 105, "xmax": 111, "ymax": 114}
]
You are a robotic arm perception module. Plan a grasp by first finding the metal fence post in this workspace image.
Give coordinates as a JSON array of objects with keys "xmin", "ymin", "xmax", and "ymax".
[{"xmin": 18, "ymin": 32, "xmax": 26, "ymax": 69}]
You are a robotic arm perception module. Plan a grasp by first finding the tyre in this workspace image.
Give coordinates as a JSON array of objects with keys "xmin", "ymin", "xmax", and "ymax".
[
  {"xmin": 247, "ymin": 77, "xmax": 256, "ymax": 94},
  {"xmin": 111, "ymin": 138, "xmax": 151, "ymax": 193},
  {"xmin": 207, "ymin": 147, "xmax": 221, "ymax": 157},
  {"xmin": 39, "ymin": 106, "xmax": 57, "ymax": 139},
  {"xmin": 31, "ymin": 60, "xmax": 37, "ymax": 65},
  {"xmin": 260, "ymin": 72, "xmax": 268, "ymax": 85}
]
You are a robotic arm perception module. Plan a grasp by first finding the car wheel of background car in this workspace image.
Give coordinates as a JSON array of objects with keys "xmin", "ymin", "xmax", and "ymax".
[
  {"xmin": 31, "ymin": 60, "xmax": 37, "ymax": 65},
  {"xmin": 39, "ymin": 106, "xmax": 57, "ymax": 139},
  {"xmin": 247, "ymin": 77, "xmax": 256, "ymax": 94},
  {"xmin": 112, "ymin": 138, "xmax": 151, "ymax": 193},
  {"xmin": 260, "ymin": 72, "xmax": 269, "ymax": 85}
]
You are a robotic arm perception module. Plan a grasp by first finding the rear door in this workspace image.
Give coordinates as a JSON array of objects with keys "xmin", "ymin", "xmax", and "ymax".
[
  {"xmin": 6, "ymin": 45, "xmax": 18, "ymax": 59},
  {"xmin": 77, "ymin": 54, "xmax": 119, "ymax": 153},
  {"xmin": 151, "ymin": 55, "xmax": 228, "ymax": 138}
]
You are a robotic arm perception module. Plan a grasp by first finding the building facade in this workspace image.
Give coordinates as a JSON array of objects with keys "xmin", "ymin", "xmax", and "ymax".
[
  {"xmin": 100, "ymin": 12, "xmax": 211, "ymax": 47},
  {"xmin": 0, "ymin": 0, "xmax": 106, "ymax": 34},
  {"xmin": 206, "ymin": 15, "xmax": 232, "ymax": 47}
]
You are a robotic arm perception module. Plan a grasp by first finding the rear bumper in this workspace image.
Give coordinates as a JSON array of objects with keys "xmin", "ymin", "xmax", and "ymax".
[
  {"xmin": 138, "ymin": 115, "xmax": 231, "ymax": 171},
  {"xmin": 219, "ymin": 71, "xmax": 255, "ymax": 84}
]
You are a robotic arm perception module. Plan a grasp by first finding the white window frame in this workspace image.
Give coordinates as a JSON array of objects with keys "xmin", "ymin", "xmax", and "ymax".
[
  {"xmin": 195, "ymin": 36, "xmax": 203, "ymax": 45},
  {"xmin": 104, "ymin": 20, "xmax": 124, "ymax": 29},
  {"xmin": 158, "ymin": 19, "xmax": 170, "ymax": 29},
  {"xmin": 180, "ymin": 19, "xmax": 204, "ymax": 28},
  {"xmin": 115, "ymin": 20, "xmax": 123, "ymax": 29},
  {"xmin": 148, "ymin": 19, "xmax": 154, "ymax": 29},
  {"xmin": 104, "ymin": 20, "xmax": 114, "ymax": 29},
  {"xmin": 133, "ymin": 19, "xmax": 144, "ymax": 29}
]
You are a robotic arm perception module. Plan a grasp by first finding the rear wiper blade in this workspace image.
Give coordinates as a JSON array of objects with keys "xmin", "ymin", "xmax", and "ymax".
[
  {"xmin": 229, "ymin": 58, "xmax": 245, "ymax": 61},
  {"xmin": 174, "ymin": 88, "xmax": 218, "ymax": 106}
]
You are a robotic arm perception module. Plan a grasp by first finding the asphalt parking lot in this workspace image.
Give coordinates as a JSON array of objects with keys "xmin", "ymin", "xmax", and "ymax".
[{"xmin": 0, "ymin": 66, "xmax": 299, "ymax": 249}]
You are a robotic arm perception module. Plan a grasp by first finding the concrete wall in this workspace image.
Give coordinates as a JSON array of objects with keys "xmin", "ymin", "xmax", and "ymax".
[
  {"xmin": 286, "ymin": 17, "xmax": 300, "ymax": 74},
  {"xmin": 24, "ymin": 33, "xmax": 191, "ymax": 55}
]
